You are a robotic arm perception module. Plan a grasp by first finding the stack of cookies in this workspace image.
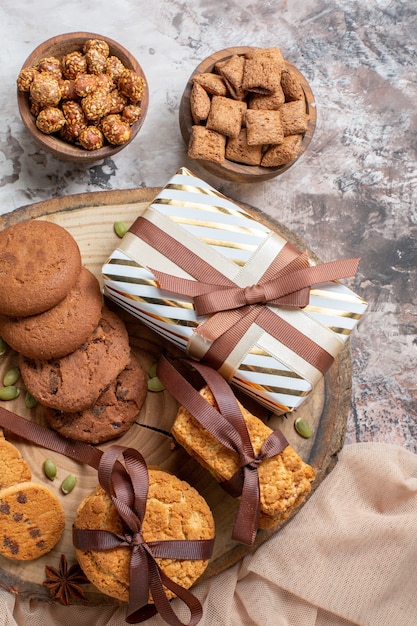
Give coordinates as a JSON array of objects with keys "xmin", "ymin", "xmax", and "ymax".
[
  {"xmin": 0, "ymin": 219, "xmax": 147, "ymax": 444},
  {"xmin": 172, "ymin": 385, "xmax": 316, "ymax": 532},
  {"xmin": 74, "ymin": 469, "xmax": 215, "ymax": 603},
  {"xmin": 0, "ymin": 431, "xmax": 65, "ymax": 560}
]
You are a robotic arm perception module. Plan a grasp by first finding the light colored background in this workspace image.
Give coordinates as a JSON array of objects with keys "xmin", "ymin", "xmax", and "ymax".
[{"xmin": 0, "ymin": 0, "xmax": 416, "ymax": 453}]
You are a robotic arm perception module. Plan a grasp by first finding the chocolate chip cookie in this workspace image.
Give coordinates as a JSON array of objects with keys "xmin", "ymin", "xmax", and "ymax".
[{"xmin": 19, "ymin": 306, "xmax": 130, "ymax": 412}]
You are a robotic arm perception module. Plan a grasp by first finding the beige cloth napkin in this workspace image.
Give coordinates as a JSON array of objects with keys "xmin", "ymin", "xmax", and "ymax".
[{"xmin": 1, "ymin": 442, "xmax": 416, "ymax": 626}]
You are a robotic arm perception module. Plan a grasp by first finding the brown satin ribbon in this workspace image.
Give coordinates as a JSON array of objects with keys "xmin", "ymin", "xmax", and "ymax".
[
  {"xmin": 129, "ymin": 217, "xmax": 360, "ymax": 375},
  {"xmin": 0, "ymin": 406, "xmax": 213, "ymax": 626},
  {"xmin": 157, "ymin": 354, "xmax": 289, "ymax": 546}
]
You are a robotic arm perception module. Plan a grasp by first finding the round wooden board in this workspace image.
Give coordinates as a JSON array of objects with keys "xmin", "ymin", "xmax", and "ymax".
[{"xmin": 0, "ymin": 188, "xmax": 351, "ymax": 607}]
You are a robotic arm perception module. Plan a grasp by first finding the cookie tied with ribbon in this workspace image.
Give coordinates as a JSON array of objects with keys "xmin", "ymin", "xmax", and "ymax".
[
  {"xmin": 0, "ymin": 406, "xmax": 214, "ymax": 626},
  {"xmin": 158, "ymin": 355, "xmax": 316, "ymax": 546}
]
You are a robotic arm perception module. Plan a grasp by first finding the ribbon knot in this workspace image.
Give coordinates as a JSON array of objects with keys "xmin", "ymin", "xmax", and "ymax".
[
  {"xmin": 73, "ymin": 445, "xmax": 214, "ymax": 626},
  {"xmin": 243, "ymin": 283, "xmax": 267, "ymax": 306},
  {"xmin": 157, "ymin": 355, "xmax": 289, "ymax": 546}
]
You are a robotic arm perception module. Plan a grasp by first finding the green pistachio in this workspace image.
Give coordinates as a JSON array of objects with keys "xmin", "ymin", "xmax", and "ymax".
[
  {"xmin": 147, "ymin": 376, "xmax": 165, "ymax": 392},
  {"xmin": 294, "ymin": 417, "xmax": 312, "ymax": 439},
  {"xmin": 114, "ymin": 220, "xmax": 128, "ymax": 238},
  {"xmin": 0, "ymin": 337, "xmax": 7, "ymax": 356},
  {"xmin": 0, "ymin": 386, "xmax": 20, "ymax": 401},
  {"xmin": 3, "ymin": 367, "xmax": 20, "ymax": 387},
  {"xmin": 61, "ymin": 473, "xmax": 77, "ymax": 495},
  {"xmin": 43, "ymin": 459, "xmax": 57, "ymax": 481},
  {"xmin": 25, "ymin": 391, "xmax": 38, "ymax": 409},
  {"xmin": 148, "ymin": 362, "xmax": 158, "ymax": 378}
]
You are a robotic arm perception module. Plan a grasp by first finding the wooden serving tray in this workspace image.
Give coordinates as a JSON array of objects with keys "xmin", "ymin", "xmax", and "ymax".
[{"xmin": 0, "ymin": 188, "xmax": 351, "ymax": 606}]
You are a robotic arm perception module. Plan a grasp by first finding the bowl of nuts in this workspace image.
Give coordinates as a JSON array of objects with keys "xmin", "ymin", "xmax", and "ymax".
[
  {"xmin": 179, "ymin": 46, "xmax": 316, "ymax": 183},
  {"xmin": 17, "ymin": 32, "xmax": 148, "ymax": 162}
]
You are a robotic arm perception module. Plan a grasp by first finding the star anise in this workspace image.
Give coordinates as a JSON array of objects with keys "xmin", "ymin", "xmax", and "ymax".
[{"xmin": 43, "ymin": 553, "xmax": 89, "ymax": 606}]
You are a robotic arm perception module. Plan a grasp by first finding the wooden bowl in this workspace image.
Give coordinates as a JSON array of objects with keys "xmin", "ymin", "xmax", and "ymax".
[
  {"xmin": 179, "ymin": 46, "xmax": 316, "ymax": 184},
  {"xmin": 17, "ymin": 32, "xmax": 149, "ymax": 163}
]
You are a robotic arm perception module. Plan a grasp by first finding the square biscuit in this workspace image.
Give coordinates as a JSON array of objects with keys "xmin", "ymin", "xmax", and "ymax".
[
  {"xmin": 190, "ymin": 82, "xmax": 211, "ymax": 124},
  {"xmin": 172, "ymin": 385, "xmax": 315, "ymax": 528},
  {"xmin": 280, "ymin": 100, "xmax": 309, "ymax": 136},
  {"xmin": 206, "ymin": 95, "xmax": 247, "ymax": 138},
  {"xmin": 261, "ymin": 134, "xmax": 303, "ymax": 167},
  {"xmin": 192, "ymin": 72, "xmax": 227, "ymax": 96},
  {"xmin": 217, "ymin": 54, "xmax": 247, "ymax": 100},
  {"xmin": 225, "ymin": 129, "xmax": 263, "ymax": 165},
  {"xmin": 245, "ymin": 109, "xmax": 284, "ymax": 145},
  {"xmin": 242, "ymin": 47, "xmax": 285, "ymax": 95},
  {"xmin": 281, "ymin": 64, "xmax": 305, "ymax": 101},
  {"xmin": 187, "ymin": 125, "xmax": 226, "ymax": 163},
  {"xmin": 248, "ymin": 87, "xmax": 285, "ymax": 111}
]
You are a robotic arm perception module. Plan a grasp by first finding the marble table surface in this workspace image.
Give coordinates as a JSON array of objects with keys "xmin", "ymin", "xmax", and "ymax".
[{"xmin": 0, "ymin": 0, "xmax": 416, "ymax": 454}]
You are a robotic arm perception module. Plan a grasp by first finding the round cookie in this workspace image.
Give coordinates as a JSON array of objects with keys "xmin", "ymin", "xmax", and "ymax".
[
  {"xmin": 44, "ymin": 353, "xmax": 148, "ymax": 444},
  {"xmin": 0, "ymin": 267, "xmax": 103, "ymax": 360},
  {"xmin": 0, "ymin": 433, "xmax": 32, "ymax": 489},
  {"xmin": 0, "ymin": 481, "xmax": 65, "ymax": 560},
  {"xmin": 19, "ymin": 306, "xmax": 130, "ymax": 413},
  {"xmin": 74, "ymin": 469, "xmax": 215, "ymax": 602},
  {"xmin": 0, "ymin": 220, "xmax": 82, "ymax": 317}
]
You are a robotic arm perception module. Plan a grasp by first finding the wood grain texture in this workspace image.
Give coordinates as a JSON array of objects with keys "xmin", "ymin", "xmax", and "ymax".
[
  {"xmin": 0, "ymin": 188, "xmax": 350, "ymax": 605},
  {"xmin": 179, "ymin": 46, "xmax": 316, "ymax": 183}
]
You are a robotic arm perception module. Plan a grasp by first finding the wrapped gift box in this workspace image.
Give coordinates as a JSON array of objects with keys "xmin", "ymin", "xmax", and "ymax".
[{"xmin": 102, "ymin": 168, "xmax": 367, "ymax": 415}]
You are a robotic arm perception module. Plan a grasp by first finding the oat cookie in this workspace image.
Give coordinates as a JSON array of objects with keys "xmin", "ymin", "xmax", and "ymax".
[
  {"xmin": 19, "ymin": 306, "xmax": 130, "ymax": 413},
  {"xmin": 0, "ymin": 432, "xmax": 31, "ymax": 489},
  {"xmin": 0, "ymin": 267, "xmax": 103, "ymax": 360},
  {"xmin": 74, "ymin": 469, "xmax": 215, "ymax": 602},
  {"xmin": 172, "ymin": 386, "xmax": 315, "ymax": 529},
  {"xmin": 0, "ymin": 481, "xmax": 65, "ymax": 560},
  {"xmin": 45, "ymin": 353, "xmax": 148, "ymax": 444},
  {"xmin": 0, "ymin": 220, "xmax": 82, "ymax": 317}
]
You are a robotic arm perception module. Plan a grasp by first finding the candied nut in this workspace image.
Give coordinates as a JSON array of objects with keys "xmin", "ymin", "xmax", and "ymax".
[
  {"xmin": 121, "ymin": 104, "xmax": 142, "ymax": 125},
  {"xmin": 108, "ymin": 89, "xmax": 128, "ymax": 114},
  {"xmin": 78, "ymin": 125, "xmax": 105, "ymax": 150},
  {"xmin": 30, "ymin": 73, "xmax": 61, "ymax": 107},
  {"xmin": 81, "ymin": 89, "xmax": 112, "ymax": 121},
  {"xmin": 118, "ymin": 69, "xmax": 146, "ymax": 103},
  {"xmin": 83, "ymin": 39, "xmax": 110, "ymax": 58},
  {"xmin": 74, "ymin": 73, "xmax": 99, "ymax": 97},
  {"xmin": 61, "ymin": 51, "xmax": 87, "ymax": 79},
  {"xmin": 95, "ymin": 73, "xmax": 113, "ymax": 93},
  {"xmin": 58, "ymin": 78, "xmax": 78, "ymax": 100},
  {"xmin": 85, "ymin": 48, "xmax": 107, "ymax": 75},
  {"xmin": 105, "ymin": 55, "xmax": 125, "ymax": 84},
  {"xmin": 37, "ymin": 56, "xmax": 62, "ymax": 79},
  {"xmin": 35, "ymin": 107, "xmax": 66, "ymax": 134},
  {"xmin": 61, "ymin": 100, "xmax": 87, "ymax": 139},
  {"xmin": 101, "ymin": 114, "xmax": 131, "ymax": 145},
  {"xmin": 17, "ymin": 67, "xmax": 39, "ymax": 91}
]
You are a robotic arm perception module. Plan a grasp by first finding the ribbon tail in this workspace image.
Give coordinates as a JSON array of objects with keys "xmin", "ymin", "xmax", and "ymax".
[
  {"xmin": 231, "ymin": 466, "xmax": 260, "ymax": 546},
  {"xmin": 150, "ymin": 268, "xmax": 223, "ymax": 300},
  {"xmin": 145, "ymin": 553, "xmax": 204, "ymax": 626}
]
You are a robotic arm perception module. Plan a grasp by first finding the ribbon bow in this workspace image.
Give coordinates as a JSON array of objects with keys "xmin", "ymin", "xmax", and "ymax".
[
  {"xmin": 157, "ymin": 355, "xmax": 289, "ymax": 546},
  {"xmin": 0, "ymin": 406, "xmax": 213, "ymax": 626},
  {"xmin": 130, "ymin": 217, "xmax": 360, "ymax": 376},
  {"xmin": 73, "ymin": 445, "xmax": 214, "ymax": 626},
  {"xmin": 151, "ymin": 252, "xmax": 359, "ymax": 317}
]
